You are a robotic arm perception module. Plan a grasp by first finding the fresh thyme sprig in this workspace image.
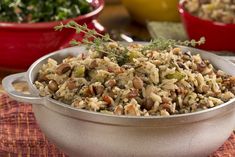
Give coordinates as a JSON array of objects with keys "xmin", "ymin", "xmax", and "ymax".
[
  {"xmin": 55, "ymin": 21, "xmax": 129, "ymax": 64},
  {"xmin": 54, "ymin": 21, "xmax": 205, "ymax": 65},
  {"xmin": 142, "ymin": 37, "xmax": 205, "ymax": 52},
  {"xmin": 55, "ymin": 21, "xmax": 115, "ymax": 46}
]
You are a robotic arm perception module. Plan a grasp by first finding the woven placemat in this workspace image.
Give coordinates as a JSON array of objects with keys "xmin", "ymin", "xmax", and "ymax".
[
  {"xmin": 0, "ymin": 94, "xmax": 234, "ymax": 157},
  {"xmin": 0, "ymin": 94, "xmax": 68, "ymax": 157}
]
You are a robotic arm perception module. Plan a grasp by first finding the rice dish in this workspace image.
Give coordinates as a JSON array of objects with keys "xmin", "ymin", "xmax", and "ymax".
[{"xmin": 35, "ymin": 42, "xmax": 235, "ymax": 116}]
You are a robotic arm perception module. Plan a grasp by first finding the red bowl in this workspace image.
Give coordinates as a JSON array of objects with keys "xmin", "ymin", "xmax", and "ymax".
[
  {"xmin": 0, "ymin": 0, "xmax": 105, "ymax": 70},
  {"xmin": 179, "ymin": 0, "xmax": 235, "ymax": 52}
]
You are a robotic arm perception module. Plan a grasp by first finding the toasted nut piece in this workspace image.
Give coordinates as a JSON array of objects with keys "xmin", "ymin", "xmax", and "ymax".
[
  {"xmin": 89, "ymin": 85, "xmax": 95, "ymax": 95},
  {"xmin": 133, "ymin": 77, "xmax": 143, "ymax": 89},
  {"xmin": 80, "ymin": 86, "xmax": 92, "ymax": 97},
  {"xmin": 162, "ymin": 103, "xmax": 171, "ymax": 113},
  {"xmin": 124, "ymin": 103, "xmax": 140, "ymax": 116},
  {"xmin": 114, "ymin": 105, "xmax": 124, "ymax": 115},
  {"xmin": 102, "ymin": 95, "xmax": 112, "ymax": 105},
  {"xmin": 229, "ymin": 76, "xmax": 235, "ymax": 86},
  {"xmin": 153, "ymin": 60, "xmax": 162, "ymax": 65},
  {"xmin": 89, "ymin": 60, "xmax": 98, "ymax": 69},
  {"xmin": 223, "ymin": 77, "xmax": 233, "ymax": 87},
  {"xmin": 108, "ymin": 89, "xmax": 116, "ymax": 98},
  {"xmin": 108, "ymin": 67, "xmax": 124, "ymax": 74},
  {"xmin": 94, "ymin": 85, "xmax": 104, "ymax": 95},
  {"xmin": 85, "ymin": 87, "xmax": 92, "ymax": 97},
  {"xmin": 162, "ymin": 97, "xmax": 169, "ymax": 104},
  {"xmin": 202, "ymin": 85, "xmax": 210, "ymax": 93},
  {"xmin": 67, "ymin": 79, "xmax": 77, "ymax": 90},
  {"xmin": 56, "ymin": 63, "xmax": 71, "ymax": 75},
  {"xmin": 127, "ymin": 89, "xmax": 139, "ymax": 98},
  {"xmin": 105, "ymin": 79, "xmax": 116, "ymax": 88},
  {"xmin": 48, "ymin": 80, "xmax": 58, "ymax": 92},
  {"xmin": 143, "ymin": 98, "xmax": 154, "ymax": 111}
]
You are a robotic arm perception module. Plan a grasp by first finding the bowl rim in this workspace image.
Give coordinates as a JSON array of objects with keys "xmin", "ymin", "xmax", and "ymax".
[
  {"xmin": 178, "ymin": 0, "xmax": 235, "ymax": 28},
  {"xmin": 0, "ymin": 0, "xmax": 104, "ymax": 29},
  {"xmin": 24, "ymin": 43, "xmax": 235, "ymax": 126}
]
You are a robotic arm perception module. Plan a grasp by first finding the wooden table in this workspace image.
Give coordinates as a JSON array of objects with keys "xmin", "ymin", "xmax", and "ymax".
[{"xmin": 0, "ymin": 2, "xmax": 149, "ymax": 92}]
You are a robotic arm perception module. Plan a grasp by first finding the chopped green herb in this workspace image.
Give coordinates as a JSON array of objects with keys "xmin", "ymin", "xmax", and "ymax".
[{"xmin": 0, "ymin": 0, "xmax": 92, "ymax": 23}]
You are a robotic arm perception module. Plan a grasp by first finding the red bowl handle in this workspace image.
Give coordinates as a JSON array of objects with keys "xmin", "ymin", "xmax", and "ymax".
[{"xmin": 59, "ymin": 20, "xmax": 105, "ymax": 49}]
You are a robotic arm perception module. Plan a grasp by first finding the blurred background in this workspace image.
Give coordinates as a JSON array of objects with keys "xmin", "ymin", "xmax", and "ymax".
[{"xmin": 101, "ymin": 0, "xmax": 182, "ymax": 41}]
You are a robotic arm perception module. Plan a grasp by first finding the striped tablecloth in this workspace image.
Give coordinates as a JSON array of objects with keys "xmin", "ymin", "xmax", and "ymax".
[{"xmin": 0, "ymin": 94, "xmax": 234, "ymax": 157}]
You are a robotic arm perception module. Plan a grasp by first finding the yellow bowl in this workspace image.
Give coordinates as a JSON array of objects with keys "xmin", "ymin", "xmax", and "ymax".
[{"xmin": 121, "ymin": 0, "xmax": 180, "ymax": 24}]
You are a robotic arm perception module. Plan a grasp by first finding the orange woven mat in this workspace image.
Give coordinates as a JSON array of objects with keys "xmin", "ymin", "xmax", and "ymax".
[{"xmin": 0, "ymin": 94, "xmax": 234, "ymax": 157}]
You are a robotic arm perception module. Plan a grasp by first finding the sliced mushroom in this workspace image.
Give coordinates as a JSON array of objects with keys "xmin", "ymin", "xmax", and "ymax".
[
  {"xmin": 38, "ymin": 74, "xmax": 49, "ymax": 82},
  {"xmin": 56, "ymin": 63, "xmax": 71, "ymax": 75},
  {"xmin": 48, "ymin": 80, "xmax": 59, "ymax": 92}
]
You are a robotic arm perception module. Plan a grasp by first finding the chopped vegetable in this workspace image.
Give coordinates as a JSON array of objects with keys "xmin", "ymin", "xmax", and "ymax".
[
  {"xmin": 74, "ymin": 65, "xmax": 86, "ymax": 77},
  {"xmin": 166, "ymin": 71, "xmax": 185, "ymax": 80}
]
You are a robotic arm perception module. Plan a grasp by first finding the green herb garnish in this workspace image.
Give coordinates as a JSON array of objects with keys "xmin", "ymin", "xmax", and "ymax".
[
  {"xmin": 55, "ymin": 21, "xmax": 115, "ymax": 46},
  {"xmin": 55, "ymin": 21, "xmax": 130, "ymax": 65},
  {"xmin": 0, "ymin": 0, "xmax": 92, "ymax": 23},
  {"xmin": 55, "ymin": 21, "xmax": 205, "ymax": 65},
  {"xmin": 142, "ymin": 37, "xmax": 205, "ymax": 52}
]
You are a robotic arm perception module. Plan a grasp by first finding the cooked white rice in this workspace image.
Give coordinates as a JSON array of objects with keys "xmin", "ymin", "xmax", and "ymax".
[{"xmin": 34, "ymin": 42, "xmax": 235, "ymax": 116}]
